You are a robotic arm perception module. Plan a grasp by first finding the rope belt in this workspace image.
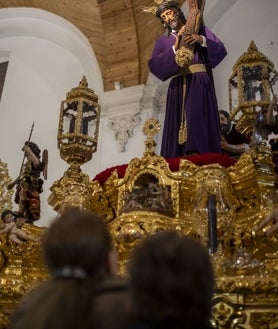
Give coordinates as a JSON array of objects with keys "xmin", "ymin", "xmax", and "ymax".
[
  {"xmin": 173, "ymin": 64, "xmax": 207, "ymax": 145},
  {"xmin": 187, "ymin": 63, "xmax": 206, "ymax": 73},
  {"xmin": 172, "ymin": 63, "xmax": 206, "ymax": 79}
]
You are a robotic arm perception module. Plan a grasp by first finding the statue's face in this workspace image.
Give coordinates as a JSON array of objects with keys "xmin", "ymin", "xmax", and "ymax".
[
  {"xmin": 3, "ymin": 212, "xmax": 14, "ymax": 223},
  {"xmin": 160, "ymin": 8, "xmax": 181, "ymax": 30}
]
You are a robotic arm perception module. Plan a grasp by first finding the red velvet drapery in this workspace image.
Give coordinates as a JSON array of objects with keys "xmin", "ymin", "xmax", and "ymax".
[{"xmin": 93, "ymin": 153, "xmax": 236, "ymax": 186}]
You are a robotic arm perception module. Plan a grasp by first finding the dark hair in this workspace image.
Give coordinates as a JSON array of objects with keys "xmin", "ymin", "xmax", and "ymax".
[
  {"xmin": 25, "ymin": 141, "xmax": 41, "ymax": 159},
  {"xmin": 1, "ymin": 209, "xmax": 14, "ymax": 221},
  {"xmin": 128, "ymin": 230, "xmax": 214, "ymax": 328},
  {"xmin": 219, "ymin": 110, "xmax": 230, "ymax": 121},
  {"xmin": 43, "ymin": 207, "xmax": 112, "ymax": 277},
  {"xmin": 10, "ymin": 207, "xmax": 114, "ymax": 329},
  {"xmin": 156, "ymin": 1, "xmax": 186, "ymax": 37}
]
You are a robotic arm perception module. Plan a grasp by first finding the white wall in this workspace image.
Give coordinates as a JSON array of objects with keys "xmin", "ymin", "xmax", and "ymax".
[{"xmin": 0, "ymin": 1, "xmax": 277, "ymax": 227}]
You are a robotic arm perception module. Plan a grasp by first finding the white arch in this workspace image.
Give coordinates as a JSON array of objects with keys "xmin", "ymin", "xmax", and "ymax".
[{"xmin": 0, "ymin": 7, "xmax": 103, "ymax": 93}]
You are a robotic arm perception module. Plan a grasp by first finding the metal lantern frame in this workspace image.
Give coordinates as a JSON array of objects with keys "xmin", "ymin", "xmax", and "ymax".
[
  {"xmin": 57, "ymin": 76, "xmax": 100, "ymax": 165},
  {"xmin": 229, "ymin": 41, "xmax": 277, "ymax": 138}
]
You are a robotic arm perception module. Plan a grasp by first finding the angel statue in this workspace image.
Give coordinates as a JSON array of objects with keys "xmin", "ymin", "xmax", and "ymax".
[{"xmin": 7, "ymin": 141, "xmax": 48, "ymax": 224}]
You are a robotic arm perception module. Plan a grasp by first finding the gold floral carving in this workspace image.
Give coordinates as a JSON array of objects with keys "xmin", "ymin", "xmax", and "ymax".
[
  {"xmin": 0, "ymin": 159, "xmax": 13, "ymax": 214},
  {"xmin": 0, "ymin": 225, "xmax": 48, "ymax": 328},
  {"xmin": 48, "ymin": 166, "xmax": 95, "ymax": 212},
  {"xmin": 2, "ymin": 107, "xmax": 278, "ymax": 328},
  {"xmin": 250, "ymin": 312, "xmax": 278, "ymax": 329},
  {"xmin": 91, "ymin": 119, "xmax": 278, "ymax": 328}
]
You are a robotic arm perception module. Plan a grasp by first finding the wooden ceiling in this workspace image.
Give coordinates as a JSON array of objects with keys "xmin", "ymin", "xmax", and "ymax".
[{"xmin": 0, "ymin": 0, "xmax": 186, "ymax": 91}]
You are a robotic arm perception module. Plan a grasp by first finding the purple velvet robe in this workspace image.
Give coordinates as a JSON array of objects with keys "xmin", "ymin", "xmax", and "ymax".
[{"xmin": 148, "ymin": 26, "xmax": 227, "ymax": 158}]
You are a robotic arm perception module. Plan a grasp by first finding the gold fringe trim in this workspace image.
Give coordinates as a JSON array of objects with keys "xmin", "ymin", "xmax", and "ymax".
[
  {"xmin": 176, "ymin": 65, "xmax": 206, "ymax": 145},
  {"xmin": 178, "ymin": 120, "xmax": 187, "ymax": 145}
]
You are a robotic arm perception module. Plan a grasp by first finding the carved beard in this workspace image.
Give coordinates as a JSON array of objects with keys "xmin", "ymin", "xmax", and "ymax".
[{"xmin": 165, "ymin": 12, "xmax": 180, "ymax": 31}]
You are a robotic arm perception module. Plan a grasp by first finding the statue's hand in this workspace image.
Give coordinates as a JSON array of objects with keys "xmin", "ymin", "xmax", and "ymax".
[
  {"xmin": 7, "ymin": 182, "xmax": 14, "ymax": 190},
  {"xmin": 183, "ymin": 34, "xmax": 203, "ymax": 45},
  {"xmin": 7, "ymin": 176, "xmax": 19, "ymax": 189},
  {"xmin": 22, "ymin": 144, "xmax": 32, "ymax": 155}
]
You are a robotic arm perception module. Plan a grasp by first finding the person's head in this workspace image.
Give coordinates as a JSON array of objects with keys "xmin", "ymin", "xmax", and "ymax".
[
  {"xmin": 128, "ymin": 230, "xmax": 214, "ymax": 328},
  {"xmin": 219, "ymin": 110, "xmax": 231, "ymax": 135},
  {"xmin": 156, "ymin": 1, "xmax": 186, "ymax": 36},
  {"xmin": 23, "ymin": 141, "xmax": 41, "ymax": 159},
  {"xmin": 1, "ymin": 209, "xmax": 14, "ymax": 223},
  {"xmin": 43, "ymin": 207, "xmax": 116, "ymax": 278},
  {"xmin": 10, "ymin": 207, "xmax": 118, "ymax": 329}
]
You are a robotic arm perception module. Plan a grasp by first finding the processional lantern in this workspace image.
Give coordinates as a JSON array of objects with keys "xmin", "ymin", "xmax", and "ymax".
[
  {"xmin": 49, "ymin": 76, "xmax": 100, "ymax": 212},
  {"xmin": 58, "ymin": 76, "xmax": 100, "ymax": 165},
  {"xmin": 229, "ymin": 41, "xmax": 277, "ymax": 138}
]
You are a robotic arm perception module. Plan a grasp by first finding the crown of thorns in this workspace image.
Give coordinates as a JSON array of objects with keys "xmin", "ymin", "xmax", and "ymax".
[{"xmin": 142, "ymin": 0, "xmax": 181, "ymax": 17}]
